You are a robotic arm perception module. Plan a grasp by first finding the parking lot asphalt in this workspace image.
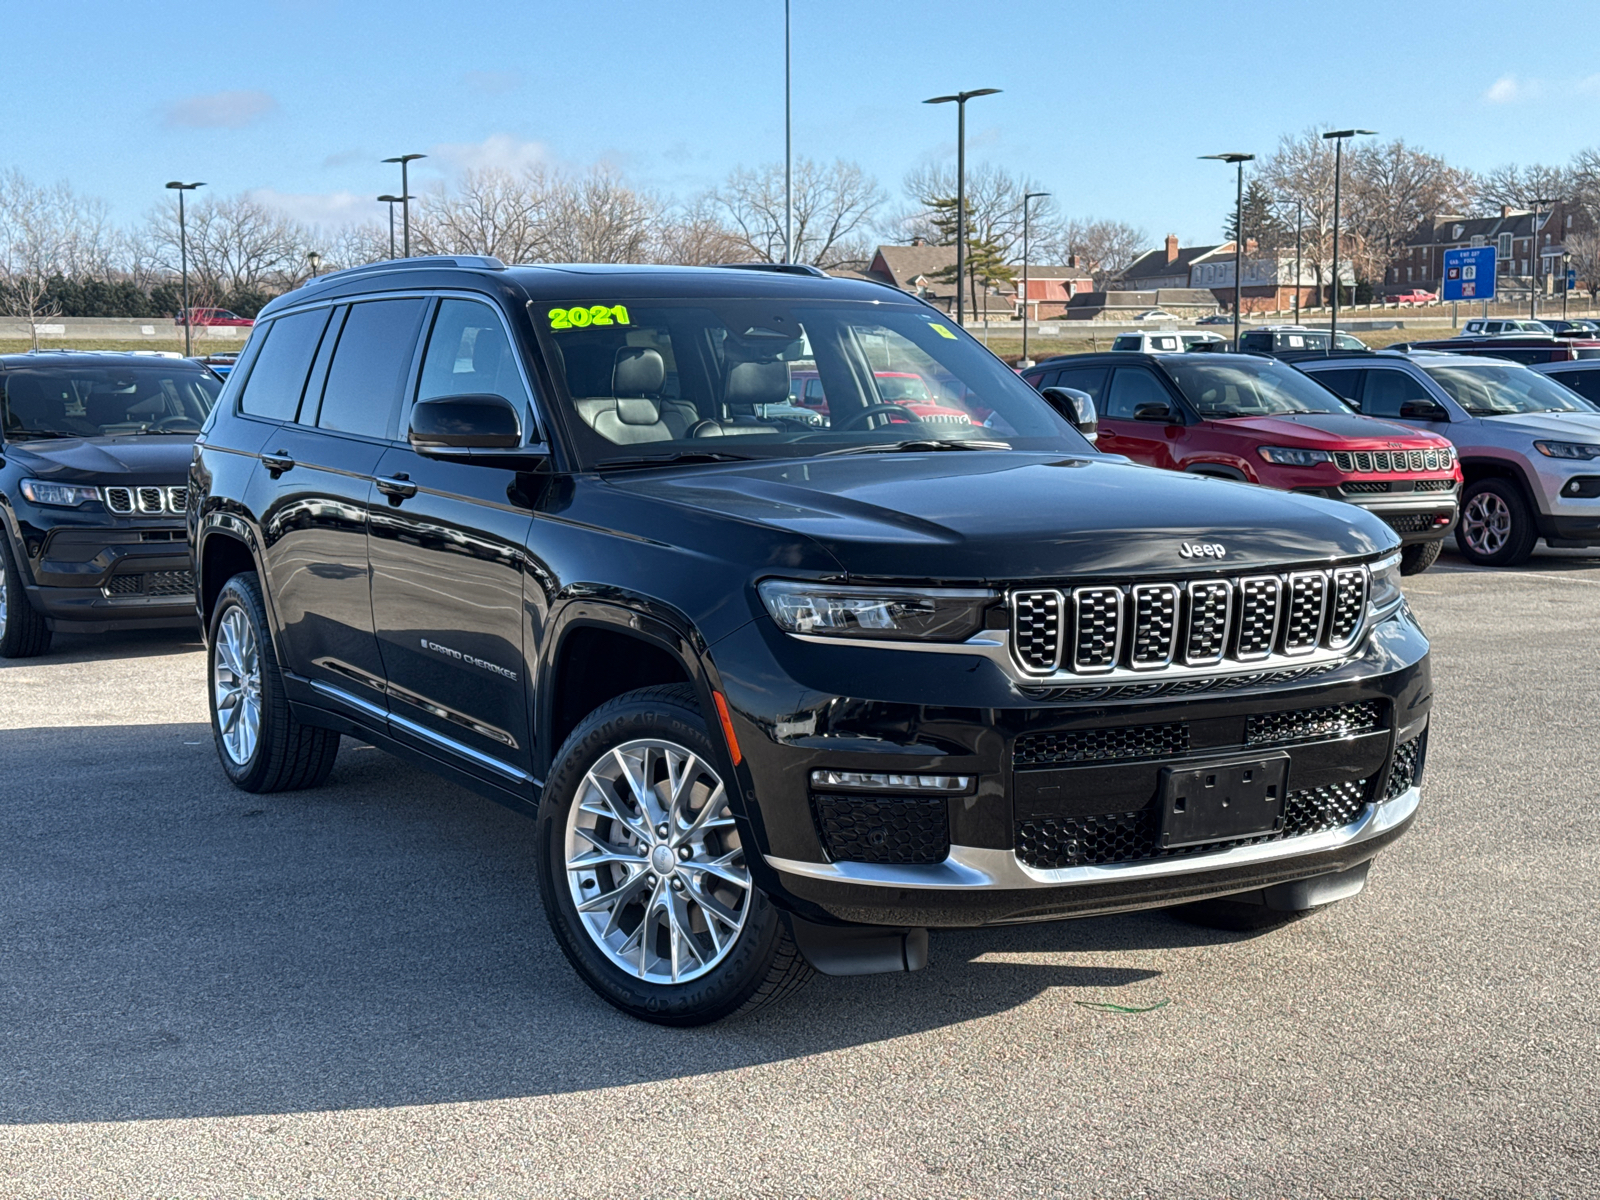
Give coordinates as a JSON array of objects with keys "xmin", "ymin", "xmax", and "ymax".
[{"xmin": 2, "ymin": 545, "xmax": 1598, "ymax": 1200}]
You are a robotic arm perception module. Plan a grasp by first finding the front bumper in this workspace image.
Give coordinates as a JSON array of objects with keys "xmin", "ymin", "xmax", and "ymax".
[
  {"xmin": 1294, "ymin": 484, "xmax": 1459, "ymax": 543},
  {"xmin": 11, "ymin": 522, "xmax": 197, "ymax": 632}
]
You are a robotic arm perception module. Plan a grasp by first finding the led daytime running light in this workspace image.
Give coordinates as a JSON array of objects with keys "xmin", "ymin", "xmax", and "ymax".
[{"xmin": 810, "ymin": 770, "xmax": 972, "ymax": 793}]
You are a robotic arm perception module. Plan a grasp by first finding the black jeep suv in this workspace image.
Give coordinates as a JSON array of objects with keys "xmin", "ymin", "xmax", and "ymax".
[
  {"xmin": 189, "ymin": 257, "xmax": 1431, "ymax": 1025},
  {"xmin": 1, "ymin": 352, "xmax": 219, "ymax": 657}
]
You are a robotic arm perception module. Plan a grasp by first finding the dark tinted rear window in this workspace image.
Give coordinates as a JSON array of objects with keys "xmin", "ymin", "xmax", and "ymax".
[
  {"xmin": 1051, "ymin": 366, "xmax": 1108, "ymax": 403},
  {"xmin": 239, "ymin": 308, "xmax": 330, "ymax": 421},
  {"xmin": 1313, "ymin": 368, "xmax": 1362, "ymax": 401},
  {"xmin": 314, "ymin": 298, "xmax": 427, "ymax": 438}
]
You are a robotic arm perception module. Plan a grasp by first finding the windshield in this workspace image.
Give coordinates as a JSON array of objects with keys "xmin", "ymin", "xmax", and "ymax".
[
  {"xmin": 1424, "ymin": 363, "xmax": 1600, "ymax": 415},
  {"xmin": 1162, "ymin": 358, "xmax": 1354, "ymax": 416},
  {"xmin": 1, "ymin": 364, "xmax": 220, "ymax": 439},
  {"xmin": 536, "ymin": 297, "xmax": 1087, "ymax": 467}
]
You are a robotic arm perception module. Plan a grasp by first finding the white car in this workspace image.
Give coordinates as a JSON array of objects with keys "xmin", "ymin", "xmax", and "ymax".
[
  {"xmin": 1458, "ymin": 318, "xmax": 1552, "ymax": 337},
  {"xmin": 1109, "ymin": 330, "xmax": 1225, "ymax": 353},
  {"xmin": 1131, "ymin": 309, "xmax": 1177, "ymax": 322}
]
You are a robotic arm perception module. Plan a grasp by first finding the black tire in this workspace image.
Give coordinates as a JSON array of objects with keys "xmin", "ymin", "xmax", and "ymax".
[
  {"xmin": 1399, "ymin": 538, "xmax": 1443, "ymax": 576},
  {"xmin": 536, "ymin": 683, "xmax": 812, "ymax": 1025},
  {"xmin": 1167, "ymin": 897, "xmax": 1317, "ymax": 932},
  {"xmin": 207, "ymin": 572, "xmax": 340, "ymax": 792},
  {"xmin": 1456, "ymin": 478, "xmax": 1538, "ymax": 567},
  {"xmin": 0, "ymin": 532, "xmax": 51, "ymax": 659}
]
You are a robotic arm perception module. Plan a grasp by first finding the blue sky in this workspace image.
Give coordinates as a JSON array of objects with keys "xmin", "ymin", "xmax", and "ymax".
[{"xmin": 5, "ymin": 0, "xmax": 1597, "ymax": 247}]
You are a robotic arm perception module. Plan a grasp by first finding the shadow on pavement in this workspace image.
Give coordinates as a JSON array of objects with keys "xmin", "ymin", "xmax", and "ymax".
[
  {"xmin": 0, "ymin": 721, "xmax": 1192, "ymax": 1126},
  {"xmin": 0, "ymin": 626, "xmax": 203, "ymax": 671}
]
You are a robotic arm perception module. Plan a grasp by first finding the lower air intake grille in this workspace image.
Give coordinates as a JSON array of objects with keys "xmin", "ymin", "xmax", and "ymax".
[
  {"xmin": 1414, "ymin": 478, "xmax": 1456, "ymax": 492},
  {"xmin": 812, "ymin": 793, "xmax": 950, "ymax": 865},
  {"xmin": 1015, "ymin": 780, "xmax": 1370, "ymax": 869},
  {"xmin": 106, "ymin": 575, "xmax": 141, "ymax": 595},
  {"xmin": 1013, "ymin": 721, "xmax": 1190, "ymax": 767},
  {"xmin": 146, "ymin": 569, "xmax": 195, "ymax": 598},
  {"xmin": 1386, "ymin": 733, "xmax": 1424, "ymax": 799},
  {"xmin": 1384, "ymin": 513, "xmax": 1438, "ymax": 534},
  {"xmin": 1246, "ymin": 700, "xmax": 1383, "ymax": 746}
]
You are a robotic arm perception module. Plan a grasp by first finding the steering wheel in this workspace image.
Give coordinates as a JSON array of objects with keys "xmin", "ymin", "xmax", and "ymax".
[
  {"xmin": 838, "ymin": 403, "xmax": 917, "ymax": 431},
  {"xmin": 151, "ymin": 415, "xmax": 201, "ymax": 434}
]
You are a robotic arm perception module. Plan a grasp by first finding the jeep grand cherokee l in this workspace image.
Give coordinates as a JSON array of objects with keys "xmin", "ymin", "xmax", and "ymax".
[
  {"xmin": 189, "ymin": 257, "xmax": 1431, "ymax": 1025},
  {"xmin": 0, "ymin": 351, "xmax": 219, "ymax": 657},
  {"xmin": 1021, "ymin": 353, "xmax": 1459, "ymax": 574}
]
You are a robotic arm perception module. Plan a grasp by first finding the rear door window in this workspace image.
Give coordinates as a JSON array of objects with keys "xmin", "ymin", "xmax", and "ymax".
[
  {"xmin": 1103, "ymin": 367, "xmax": 1173, "ymax": 420},
  {"xmin": 238, "ymin": 308, "xmax": 331, "ymax": 421},
  {"xmin": 313, "ymin": 298, "xmax": 428, "ymax": 438},
  {"xmin": 1359, "ymin": 369, "xmax": 1434, "ymax": 418},
  {"xmin": 1313, "ymin": 368, "xmax": 1363, "ymax": 402},
  {"xmin": 1554, "ymin": 369, "xmax": 1600, "ymax": 403},
  {"xmin": 1051, "ymin": 366, "xmax": 1108, "ymax": 405}
]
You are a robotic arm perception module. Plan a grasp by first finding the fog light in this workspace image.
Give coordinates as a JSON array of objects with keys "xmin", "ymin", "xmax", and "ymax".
[
  {"xmin": 810, "ymin": 770, "xmax": 972, "ymax": 793},
  {"xmin": 1433, "ymin": 515, "xmax": 1451, "ymax": 526}
]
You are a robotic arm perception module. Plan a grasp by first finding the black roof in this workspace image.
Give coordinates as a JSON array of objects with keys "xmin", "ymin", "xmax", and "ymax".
[{"xmin": 0, "ymin": 350, "xmax": 211, "ymax": 371}]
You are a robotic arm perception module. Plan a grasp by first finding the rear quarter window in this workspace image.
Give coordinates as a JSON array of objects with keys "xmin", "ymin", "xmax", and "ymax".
[
  {"xmin": 313, "ymin": 298, "xmax": 428, "ymax": 438},
  {"xmin": 237, "ymin": 308, "xmax": 331, "ymax": 421}
]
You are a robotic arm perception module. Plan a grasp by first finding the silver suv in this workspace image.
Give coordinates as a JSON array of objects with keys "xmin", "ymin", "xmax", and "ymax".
[{"xmin": 1297, "ymin": 351, "xmax": 1600, "ymax": 565}]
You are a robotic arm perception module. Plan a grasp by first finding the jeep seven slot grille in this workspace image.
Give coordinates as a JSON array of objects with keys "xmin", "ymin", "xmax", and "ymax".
[
  {"xmin": 1010, "ymin": 564, "xmax": 1370, "ymax": 678},
  {"xmin": 103, "ymin": 486, "xmax": 187, "ymax": 515},
  {"xmin": 1333, "ymin": 448, "xmax": 1452, "ymax": 474}
]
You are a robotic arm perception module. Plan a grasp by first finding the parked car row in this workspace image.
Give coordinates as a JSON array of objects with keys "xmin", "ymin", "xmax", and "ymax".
[{"xmin": 2, "ymin": 258, "xmax": 1437, "ymax": 1027}]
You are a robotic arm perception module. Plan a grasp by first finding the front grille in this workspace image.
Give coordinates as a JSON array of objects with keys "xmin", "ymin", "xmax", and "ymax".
[
  {"xmin": 1386, "ymin": 733, "xmax": 1424, "ymax": 799},
  {"xmin": 1384, "ymin": 513, "xmax": 1438, "ymax": 534},
  {"xmin": 1129, "ymin": 584, "xmax": 1178, "ymax": 668},
  {"xmin": 1283, "ymin": 572, "xmax": 1329, "ymax": 654},
  {"xmin": 1333, "ymin": 448, "xmax": 1453, "ymax": 474},
  {"xmin": 102, "ymin": 485, "xmax": 185, "ymax": 515},
  {"xmin": 1013, "ymin": 591, "xmax": 1063, "ymax": 672},
  {"xmin": 1235, "ymin": 576, "xmax": 1282, "ymax": 660},
  {"xmin": 812, "ymin": 793, "xmax": 950, "ymax": 865},
  {"xmin": 146, "ymin": 569, "xmax": 195, "ymax": 598},
  {"xmin": 1326, "ymin": 567, "xmax": 1367, "ymax": 648},
  {"xmin": 105, "ymin": 575, "xmax": 141, "ymax": 595},
  {"xmin": 1015, "ymin": 779, "xmax": 1370, "ymax": 869},
  {"xmin": 1414, "ymin": 478, "xmax": 1456, "ymax": 492},
  {"xmin": 1014, "ymin": 722, "xmax": 1189, "ymax": 767},
  {"xmin": 1072, "ymin": 586, "xmax": 1122, "ymax": 672},
  {"xmin": 1245, "ymin": 700, "xmax": 1383, "ymax": 746}
]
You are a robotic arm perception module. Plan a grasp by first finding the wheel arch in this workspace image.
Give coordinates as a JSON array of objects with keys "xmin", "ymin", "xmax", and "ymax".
[
  {"xmin": 1457, "ymin": 455, "xmax": 1541, "ymax": 508},
  {"xmin": 1183, "ymin": 461, "xmax": 1252, "ymax": 482}
]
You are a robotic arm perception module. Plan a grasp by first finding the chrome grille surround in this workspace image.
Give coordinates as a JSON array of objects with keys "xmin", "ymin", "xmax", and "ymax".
[
  {"xmin": 104, "ymin": 487, "xmax": 135, "ymax": 513},
  {"xmin": 1011, "ymin": 589, "xmax": 1065, "ymax": 675},
  {"xmin": 103, "ymin": 485, "xmax": 185, "ymax": 515},
  {"xmin": 1326, "ymin": 567, "xmax": 1368, "ymax": 648},
  {"xmin": 1334, "ymin": 447, "xmax": 1452, "ymax": 474},
  {"xmin": 1128, "ymin": 584, "xmax": 1179, "ymax": 670},
  {"xmin": 137, "ymin": 487, "xmax": 164, "ymax": 513},
  {"xmin": 1183, "ymin": 580, "xmax": 1232, "ymax": 666},
  {"xmin": 1282, "ymin": 571, "xmax": 1330, "ymax": 655},
  {"xmin": 1235, "ymin": 575, "xmax": 1283, "ymax": 661},
  {"xmin": 1070, "ymin": 586, "xmax": 1122, "ymax": 674}
]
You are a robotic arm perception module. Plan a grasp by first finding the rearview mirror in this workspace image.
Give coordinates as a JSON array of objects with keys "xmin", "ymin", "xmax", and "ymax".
[
  {"xmin": 1040, "ymin": 387, "xmax": 1098, "ymax": 443},
  {"xmin": 410, "ymin": 393, "xmax": 522, "ymax": 450},
  {"xmin": 1398, "ymin": 399, "xmax": 1448, "ymax": 421}
]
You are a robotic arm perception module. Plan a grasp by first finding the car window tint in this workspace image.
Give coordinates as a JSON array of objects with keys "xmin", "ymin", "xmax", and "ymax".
[
  {"xmin": 416, "ymin": 299, "xmax": 534, "ymax": 421},
  {"xmin": 1360, "ymin": 369, "xmax": 1433, "ymax": 418},
  {"xmin": 316, "ymin": 298, "xmax": 427, "ymax": 438},
  {"xmin": 1111, "ymin": 335, "xmax": 1140, "ymax": 351},
  {"xmin": 1103, "ymin": 368, "xmax": 1171, "ymax": 420},
  {"xmin": 1555, "ymin": 370, "xmax": 1600, "ymax": 402},
  {"xmin": 1314, "ymin": 369, "xmax": 1363, "ymax": 401},
  {"xmin": 1052, "ymin": 367, "xmax": 1107, "ymax": 404},
  {"xmin": 238, "ymin": 308, "xmax": 331, "ymax": 421},
  {"xmin": 1027, "ymin": 370, "xmax": 1059, "ymax": 390}
]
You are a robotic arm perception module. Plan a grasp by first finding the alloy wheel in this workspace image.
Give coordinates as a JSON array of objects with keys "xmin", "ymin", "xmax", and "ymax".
[
  {"xmin": 564, "ymin": 738, "xmax": 750, "ymax": 985},
  {"xmin": 1461, "ymin": 491, "xmax": 1511, "ymax": 556},
  {"xmin": 213, "ymin": 604, "xmax": 262, "ymax": 765},
  {"xmin": 0, "ymin": 565, "xmax": 8, "ymax": 642}
]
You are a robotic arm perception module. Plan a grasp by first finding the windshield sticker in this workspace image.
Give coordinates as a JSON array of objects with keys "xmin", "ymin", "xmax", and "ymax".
[
  {"xmin": 549, "ymin": 304, "xmax": 631, "ymax": 331},
  {"xmin": 928, "ymin": 323, "xmax": 957, "ymax": 339}
]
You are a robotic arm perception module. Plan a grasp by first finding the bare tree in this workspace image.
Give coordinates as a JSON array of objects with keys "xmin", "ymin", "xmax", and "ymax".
[
  {"xmin": 413, "ymin": 167, "xmax": 552, "ymax": 262},
  {"xmin": 1566, "ymin": 228, "xmax": 1600, "ymax": 302},
  {"xmin": 899, "ymin": 162, "xmax": 1064, "ymax": 266},
  {"xmin": 653, "ymin": 198, "xmax": 747, "ymax": 266},
  {"xmin": 1475, "ymin": 163, "xmax": 1571, "ymax": 213},
  {"xmin": 1254, "ymin": 128, "xmax": 1345, "ymax": 302},
  {"xmin": 144, "ymin": 193, "xmax": 313, "ymax": 303},
  {"xmin": 709, "ymin": 158, "xmax": 884, "ymax": 268},
  {"xmin": 1345, "ymin": 139, "xmax": 1476, "ymax": 285},
  {"xmin": 542, "ymin": 167, "xmax": 662, "ymax": 263},
  {"xmin": 1050, "ymin": 218, "xmax": 1148, "ymax": 289}
]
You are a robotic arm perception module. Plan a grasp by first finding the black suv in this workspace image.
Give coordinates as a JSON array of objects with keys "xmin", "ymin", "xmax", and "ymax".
[
  {"xmin": 190, "ymin": 257, "xmax": 1431, "ymax": 1025},
  {"xmin": 1, "ymin": 351, "xmax": 220, "ymax": 657}
]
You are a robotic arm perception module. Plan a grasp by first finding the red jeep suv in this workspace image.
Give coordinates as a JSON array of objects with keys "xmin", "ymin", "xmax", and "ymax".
[{"xmin": 1023, "ymin": 352, "xmax": 1461, "ymax": 574}]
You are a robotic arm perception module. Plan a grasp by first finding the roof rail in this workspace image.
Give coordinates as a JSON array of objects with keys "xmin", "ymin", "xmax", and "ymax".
[
  {"xmin": 712, "ymin": 262, "xmax": 830, "ymax": 279},
  {"xmin": 301, "ymin": 254, "xmax": 507, "ymax": 291}
]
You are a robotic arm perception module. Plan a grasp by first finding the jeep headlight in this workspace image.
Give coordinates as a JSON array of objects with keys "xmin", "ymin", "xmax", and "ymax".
[
  {"xmin": 19, "ymin": 479, "xmax": 101, "ymax": 507},
  {"xmin": 758, "ymin": 579, "xmax": 994, "ymax": 641},
  {"xmin": 1368, "ymin": 552, "xmax": 1403, "ymax": 615},
  {"xmin": 1258, "ymin": 446, "xmax": 1333, "ymax": 466},
  {"xmin": 1533, "ymin": 440, "xmax": 1600, "ymax": 460}
]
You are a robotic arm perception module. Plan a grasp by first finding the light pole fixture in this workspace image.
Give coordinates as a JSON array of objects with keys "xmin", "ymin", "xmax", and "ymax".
[
  {"xmin": 1293, "ymin": 197, "xmax": 1304, "ymax": 325},
  {"xmin": 1322, "ymin": 129, "xmax": 1375, "ymax": 339},
  {"xmin": 377, "ymin": 194, "xmax": 409, "ymax": 260},
  {"xmin": 307, "ymin": 250, "xmax": 322, "ymax": 279},
  {"xmin": 783, "ymin": 0, "xmax": 792, "ymax": 263},
  {"xmin": 924, "ymin": 87, "xmax": 1001, "ymax": 326},
  {"xmin": 1020, "ymin": 190, "xmax": 1050, "ymax": 366},
  {"xmin": 382, "ymin": 154, "xmax": 426, "ymax": 257},
  {"xmin": 165, "ymin": 180, "xmax": 205, "ymax": 357},
  {"xmin": 1201, "ymin": 153, "xmax": 1254, "ymax": 350},
  {"xmin": 1530, "ymin": 196, "xmax": 1559, "ymax": 320},
  {"xmin": 1564, "ymin": 249, "xmax": 1572, "ymax": 319}
]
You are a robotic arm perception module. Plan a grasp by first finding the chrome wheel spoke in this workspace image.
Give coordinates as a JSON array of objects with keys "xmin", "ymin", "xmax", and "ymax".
[{"xmin": 212, "ymin": 605, "xmax": 263, "ymax": 765}]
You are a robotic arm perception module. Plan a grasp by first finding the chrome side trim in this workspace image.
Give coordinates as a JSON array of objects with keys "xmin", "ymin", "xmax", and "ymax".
[
  {"xmin": 765, "ymin": 786, "xmax": 1420, "ymax": 891},
  {"xmin": 308, "ymin": 678, "xmax": 535, "ymax": 784}
]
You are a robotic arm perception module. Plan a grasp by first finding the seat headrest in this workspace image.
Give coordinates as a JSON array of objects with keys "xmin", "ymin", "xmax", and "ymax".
[
  {"xmin": 724, "ymin": 360, "xmax": 790, "ymax": 410},
  {"xmin": 615, "ymin": 396, "xmax": 663, "ymax": 425},
  {"xmin": 85, "ymin": 392, "xmax": 129, "ymax": 427},
  {"xmin": 613, "ymin": 347, "xmax": 665, "ymax": 397}
]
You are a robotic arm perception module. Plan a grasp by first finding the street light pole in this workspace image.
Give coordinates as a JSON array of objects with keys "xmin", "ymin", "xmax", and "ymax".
[
  {"xmin": 924, "ymin": 88, "xmax": 1001, "ymax": 326},
  {"xmin": 783, "ymin": 0, "xmax": 792, "ymax": 263},
  {"xmin": 1293, "ymin": 198, "xmax": 1304, "ymax": 325},
  {"xmin": 377, "ymin": 194, "xmax": 409, "ymax": 260},
  {"xmin": 165, "ymin": 180, "xmax": 205, "ymax": 357},
  {"xmin": 1322, "ymin": 129, "xmax": 1375, "ymax": 340},
  {"xmin": 307, "ymin": 251, "xmax": 322, "ymax": 279},
  {"xmin": 1530, "ymin": 197, "xmax": 1558, "ymax": 321},
  {"xmin": 1021, "ymin": 190, "xmax": 1050, "ymax": 366},
  {"xmin": 1201, "ymin": 153, "xmax": 1255, "ymax": 350},
  {"xmin": 382, "ymin": 154, "xmax": 426, "ymax": 257},
  {"xmin": 1564, "ymin": 250, "xmax": 1572, "ymax": 319}
]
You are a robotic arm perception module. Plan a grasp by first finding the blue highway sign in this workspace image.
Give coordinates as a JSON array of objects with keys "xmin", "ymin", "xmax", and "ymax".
[{"xmin": 1442, "ymin": 246, "xmax": 1496, "ymax": 302}]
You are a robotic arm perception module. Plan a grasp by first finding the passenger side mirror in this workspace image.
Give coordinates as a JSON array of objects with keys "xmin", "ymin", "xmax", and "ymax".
[
  {"xmin": 1398, "ymin": 399, "xmax": 1448, "ymax": 421},
  {"xmin": 1039, "ymin": 387, "xmax": 1098, "ymax": 443},
  {"xmin": 1133, "ymin": 402, "xmax": 1175, "ymax": 423},
  {"xmin": 410, "ymin": 393, "xmax": 521, "ymax": 451}
]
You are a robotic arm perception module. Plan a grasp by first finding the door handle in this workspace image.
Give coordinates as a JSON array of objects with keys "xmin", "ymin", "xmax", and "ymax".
[
  {"xmin": 262, "ymin": 451, "xmax": 295, "ymax": 476},
  {"xmin": 375, "ymin": 474, "xmax": 418, "ymax": 502}
]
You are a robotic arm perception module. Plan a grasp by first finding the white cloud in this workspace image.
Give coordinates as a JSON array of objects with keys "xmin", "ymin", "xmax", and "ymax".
[
  {"xmin": 429, "ymin": 133, "xmax": 549, "ymax": 174},
  {"xmin": 1484, "ymin": 76, "xmax": 1524, "ymax": 103},
  {"xmin": 165, "ymin": 90, "xmax": 278, "ymax": 129},
  {"xmin": 248, "ymin": 188, "xmax": 377, "ymax": 229}
]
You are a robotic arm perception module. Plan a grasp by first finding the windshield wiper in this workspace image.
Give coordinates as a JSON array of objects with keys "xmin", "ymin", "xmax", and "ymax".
[
  {"xmin": 5, "ymin": 430, "xmax": 79, "ymax": 440},
  {"xmin": 818, "ymin": 439, "xmax": 1011, "ymax": 456},
  {"xmin": 594, "ymin": 450, "xmax": 753, "ymax": 471}
]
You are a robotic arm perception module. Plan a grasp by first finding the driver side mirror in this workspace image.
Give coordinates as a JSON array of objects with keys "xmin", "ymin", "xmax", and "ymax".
[
  {"xmin": 409, "ymin": 393, "xmax": 546, "ymax": 465},
  {"xmin": 1040, "ymin": 387, "xmax": 1098, "ymax": 443},
  {"xmin": 1133, "ymin": 402, "xmax": 1175, "ymax": 423},
  {"xmin": 1398, "ymin": 399, "xmax": 1448, "ymax": 421}
]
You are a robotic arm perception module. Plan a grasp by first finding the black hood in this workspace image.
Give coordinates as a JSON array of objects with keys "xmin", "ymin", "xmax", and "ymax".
[
  {"xmin": 603, "ymin": 452, "xmax": 1398, "ymax": 581},
  {"xmin": 1, "ymin": 435, "xmax": 195, "ymax": 484}
]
